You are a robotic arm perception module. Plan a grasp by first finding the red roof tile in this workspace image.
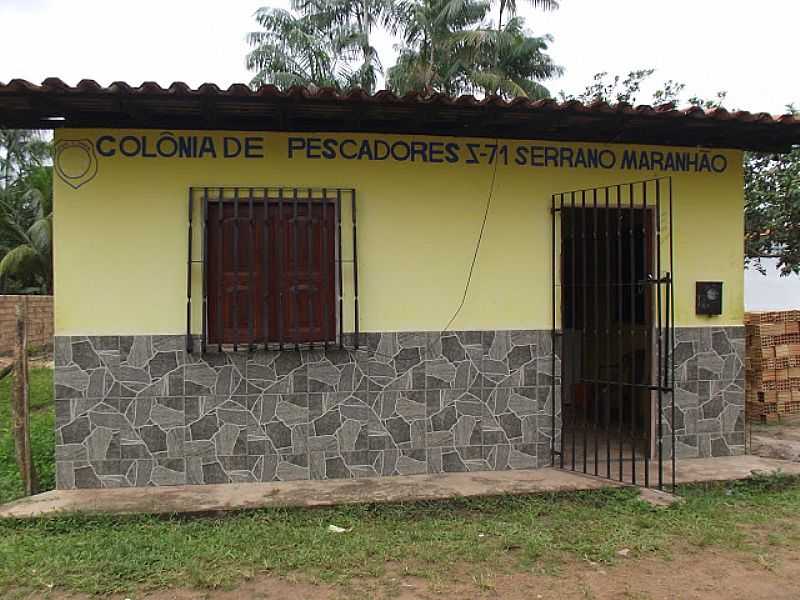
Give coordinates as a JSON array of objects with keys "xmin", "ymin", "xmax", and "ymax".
[{"xmin": 1, "ymin": 78, "xmax": 798, "ymax": 151}]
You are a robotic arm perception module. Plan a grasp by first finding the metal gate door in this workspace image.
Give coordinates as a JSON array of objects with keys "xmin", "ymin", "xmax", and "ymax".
[{"xmin": 551, "ymin": 177, "xmax": 675, "ymax": 490}]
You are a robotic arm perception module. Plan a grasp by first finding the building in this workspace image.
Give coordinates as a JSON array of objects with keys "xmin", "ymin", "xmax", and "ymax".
[{"xmin": 2, "ymin": 78, "xmax": 799, "ymax": 490}]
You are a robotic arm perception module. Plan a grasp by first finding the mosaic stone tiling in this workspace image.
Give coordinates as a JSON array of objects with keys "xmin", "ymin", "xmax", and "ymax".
[
  {"xmin": 666, "ymin": 326, "xmax": 746, "ymax": 459},
  {"xmin": 52, "ymin": 327, "xmax": 745, "ymax": 489},
  {"xmin": 53, "ymin": 331, "xmax": 561, "ymax": 489}
]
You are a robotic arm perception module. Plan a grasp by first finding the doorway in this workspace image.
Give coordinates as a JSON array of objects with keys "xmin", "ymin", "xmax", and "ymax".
[{"xmin": 552, "ymin": 179, "xmax": 675, "ymax": 489}]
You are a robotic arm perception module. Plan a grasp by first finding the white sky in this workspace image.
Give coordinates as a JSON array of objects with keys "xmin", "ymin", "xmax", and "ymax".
[
  {"xmin": 0, "ymin": 0, "xmax": 797, "ymax": 114},
  {"xmin": 746, "ymin": 260, "xmax": 800, "ymax": 312}
]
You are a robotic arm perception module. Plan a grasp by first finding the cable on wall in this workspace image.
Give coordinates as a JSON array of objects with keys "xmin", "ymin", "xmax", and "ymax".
[
  {"xmin": 343, "ymin": 135, "xmax": 502, "ymax": 360},
  {"xmin": 434, "ymin": 138, "xmax": 501, "ymax": 339}
]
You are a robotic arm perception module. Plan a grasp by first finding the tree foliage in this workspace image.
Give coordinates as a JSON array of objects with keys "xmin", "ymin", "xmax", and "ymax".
[
  {"xmin": 567, "ymin": 69, "xmax": 800, "ymax": 275},
  {"xmin": 0, "ymin": 130, "xmax": 50, "ymax": 190},
  {"xmin": 455, "ymin": 17, "xmax": 560, "ymax": 98},
  {"xmin": 388, "ymin": 3, "xmax": 561, "ymax": 97},
  {"xmin": 247, "ymin": 0, "xmax": 398, "ymax": 92},
  {"xmin": 0, "ymin": 130, "xmax": 53, "ymax": 294},
  {"xmin": 387, "ymin": 0, "xmax": 491, "ymax": 95},
  {"xmin": 744, "ymin": 107, "xmax": 800, "ymax": 275},
  {"xmin": 247, "ymin": 0, "xmax": 561, "ymax": 98},
  {"xmin": 562, "ymin": 69, "xmax": 658, "ymax": 105}
]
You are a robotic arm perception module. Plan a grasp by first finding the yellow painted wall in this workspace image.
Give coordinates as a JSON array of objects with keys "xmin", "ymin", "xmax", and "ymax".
[{"xmin": 53, "ymin": 129, "xmax": 744, "ymax": 336}]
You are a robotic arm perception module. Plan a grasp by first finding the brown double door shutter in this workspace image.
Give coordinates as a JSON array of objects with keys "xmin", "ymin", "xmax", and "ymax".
[{"xmin": 207, "ymin": 200, "xmax": 336, "ymax": 345}]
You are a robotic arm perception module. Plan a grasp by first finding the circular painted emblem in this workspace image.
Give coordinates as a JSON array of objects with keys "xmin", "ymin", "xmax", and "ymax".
[{"xmin": 54, "ymin": 139, "xmax": 98, "ymax": 189}]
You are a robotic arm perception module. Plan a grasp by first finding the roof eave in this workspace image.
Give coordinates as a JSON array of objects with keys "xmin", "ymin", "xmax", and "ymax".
[{"xmin": 1, "ymin": 78, "xmax": 798, "ymax": 153}]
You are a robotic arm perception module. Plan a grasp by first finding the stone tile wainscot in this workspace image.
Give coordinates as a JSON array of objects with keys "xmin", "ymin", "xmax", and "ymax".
[{"xmin": 53, "ymin": 328, "xmax": 744, "ymax": 489}]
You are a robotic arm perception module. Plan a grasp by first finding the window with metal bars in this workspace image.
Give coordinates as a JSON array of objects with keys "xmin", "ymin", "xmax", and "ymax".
[{"xmin": 187, "ymin": 187, "xmax": 358, "ymax": 352}]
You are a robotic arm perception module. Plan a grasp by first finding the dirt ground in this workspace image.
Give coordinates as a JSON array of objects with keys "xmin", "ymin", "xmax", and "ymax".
[
  {"xmin": 22, "ymin": 545, "xmax": 800, "ymax": 600},
  {"xmin": 750, "ymin": 415, "xmax": 800, "ymax": 462}
]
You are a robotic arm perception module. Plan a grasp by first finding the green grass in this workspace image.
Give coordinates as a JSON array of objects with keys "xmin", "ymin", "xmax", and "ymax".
[
  {"xmin": 0, "ymin": 367, "xmax": 55, "ymax": 504},
  {"xmin": 1, "ymin": 369, "xmax": 800, "ymax": 597},
  {"xmin": 2, "ymin": 476, "xmax": 800, "ymax": 596}
]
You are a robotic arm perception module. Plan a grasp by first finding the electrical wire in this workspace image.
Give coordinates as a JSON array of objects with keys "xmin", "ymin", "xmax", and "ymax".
[
  {"xmin": 342, "ymin": 136, "xmax": 502, "ymax": 361},
  {"xmin": 434, "ymin": 138, "xmax": 500, "ymax": 340},
  {"xmin": 198, "ymin": 144, "xmax": 503, "ymax": 365}
]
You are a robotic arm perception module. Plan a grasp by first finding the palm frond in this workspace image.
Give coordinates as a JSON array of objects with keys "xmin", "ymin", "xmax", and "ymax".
[
  {"xmin": 516, "ymin": 78, "xmax": 551, "ymax": 99},
  {"xmin": 0, "ymin": 205, "xmax": 34, "ymax": 248},
  {"xmin": 0, "ymin": 133, "xmax": 53, "ymax": 292},
  {"xmin": 0, "ymin": 244, "xmax": 42, "ymax": 281},
  {"xmin": 246, "ymin": 7, "xmax": 339, "ymax": 89},
  {"xmin": 501, "ymin": 0, "xmax": 558, "ymax": 18},
  {"xmin": 28, "ymin": 216, "xmax": 51, "ymax": 257}
]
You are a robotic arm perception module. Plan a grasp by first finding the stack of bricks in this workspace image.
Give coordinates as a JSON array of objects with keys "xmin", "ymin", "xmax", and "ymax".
[{"xmin": 745, "ymin": 310, "xmax": 800, "ymax": 423}]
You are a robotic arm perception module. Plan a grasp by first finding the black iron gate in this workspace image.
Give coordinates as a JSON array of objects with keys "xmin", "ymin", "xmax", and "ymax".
[{"xmin": 551, "ymin": 177, "xmax": 675, "ymax": 490}]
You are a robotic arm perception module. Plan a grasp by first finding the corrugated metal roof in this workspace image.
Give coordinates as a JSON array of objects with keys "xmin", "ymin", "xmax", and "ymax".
[{"xmin": 1, "ymin": 78, "xmax": 798, "ymax": 151}]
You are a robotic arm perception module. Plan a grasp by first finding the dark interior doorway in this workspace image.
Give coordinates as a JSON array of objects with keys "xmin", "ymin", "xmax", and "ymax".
[{"xmin": 559, "ymin": 204, "xmax": 655, "ymax": 481}]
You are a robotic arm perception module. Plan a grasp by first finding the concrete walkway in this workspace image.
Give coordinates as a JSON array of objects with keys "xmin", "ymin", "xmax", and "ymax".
[{"xmin": 2, "ymin": 455, "xmax": 799, "ymax": 519}]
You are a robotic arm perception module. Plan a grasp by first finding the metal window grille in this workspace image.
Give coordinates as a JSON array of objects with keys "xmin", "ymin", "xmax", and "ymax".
[{"xmin": 187, "ymin": 187, "xmax": 359, "ymax": 353}]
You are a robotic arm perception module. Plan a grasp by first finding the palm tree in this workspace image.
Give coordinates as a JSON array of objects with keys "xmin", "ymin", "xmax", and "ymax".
[
  {"xmin": 388, "ymin": 0, "xmax": 560, "ymax": 98},
  {"xmin": 297, "ymin": 0, "xmax": 399, "ymax": 91},
  {"xmin": 247, "ymin": 0, "xmax": 397, "ymax": 92},
  {"xmin": 455, "ymin": 17, "xmax": 562, "ymax": 98},
  {"xmin": 496, "ymin": 0, "xmax": 558, "ymax": 29},
  {"xmin": 0, "ymin": 165, "xmax": 52, "ymax": 294},
  {"xmin": 246, "ymin": 8, "xmax": 341, "ymax": 89},
  {"xmin": 247, "ymin": 0, "xmax": 560, "ymax": 98},
  {"xmin": 0, "ymin": 130, "xmax": 49, "ymax": 190},
  {"xmin": 387, "ymin": 0, "xmax": 489, "ymax": 95},
  {"xmin": 0, "ymin": 130, "xmax": 53, "ymax": 294}
]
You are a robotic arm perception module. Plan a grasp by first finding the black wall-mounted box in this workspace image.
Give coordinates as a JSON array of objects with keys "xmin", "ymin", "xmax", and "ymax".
[{"xmin": 696, "ymin": 281, "xmax": 723, "ymax": 316}]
